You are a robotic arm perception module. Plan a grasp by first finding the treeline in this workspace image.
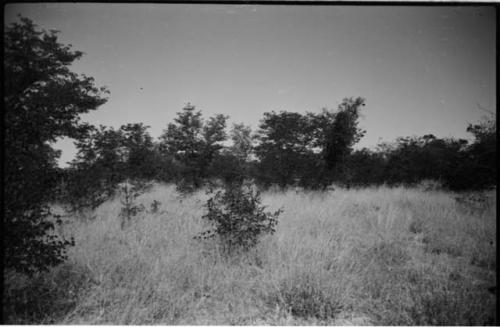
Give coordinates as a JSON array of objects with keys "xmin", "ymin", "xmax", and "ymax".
[
  {"xmin": 60, "ymin": 98, "xmax": 363, "ymax": 207},
  {"xmin": 59, "ymin": 99, "xmax": 496, "ymax": 210}
]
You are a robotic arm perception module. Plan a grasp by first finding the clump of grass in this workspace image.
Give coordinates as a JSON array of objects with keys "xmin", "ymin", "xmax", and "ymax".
[{"xmin": 269, "ymin": 272, "xmax": 343, "ymax": 320}]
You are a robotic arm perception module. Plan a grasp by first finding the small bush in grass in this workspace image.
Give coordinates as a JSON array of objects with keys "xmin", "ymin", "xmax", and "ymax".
[
  {"xmin": 118, "ymin": 179, "xmax": 151, "ymax": 229},
  {"xmin": 269, "ymin": 274, "xmax": 343, "ymax": 320},
  {"xmin": 281, "ymin": 286, "xmax": 343, "ymax": 320},
  {"xmin": 196, "ymin": 181, "xmax": 282, "ymax": 254},
  {"xmin": 408, "ymin": 219, "xmax": 424, "ymax": 234},
  {"xmin": 149, "ymin": 200, "xmax": 162, "ymax": 214}
]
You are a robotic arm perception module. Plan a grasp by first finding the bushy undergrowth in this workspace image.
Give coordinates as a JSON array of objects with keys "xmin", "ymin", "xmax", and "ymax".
[
  {"xmin": 118, "ymin": 179, "xmax": 151, "ymax": 230},
  {"xmin": 197, "ymin": 181, "xmax": 282, "ymax": 254},
  {"xmin": 3, "ymin": 184, "xmax": 496, "ymax": 325}
]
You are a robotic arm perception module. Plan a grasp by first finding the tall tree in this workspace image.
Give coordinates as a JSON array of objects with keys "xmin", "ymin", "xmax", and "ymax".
[
  {"xmin": 342, "ymin": 148, "xmax": 387, "ymax": 186},
  {"xmin": 254, "ymin": 111, "xmax": 318, "ymax": 187},
  {"xmin": 66, "ymin": 125, "xmax": 124, "ymax": 210},
  {"xmin": 316, "ymin": 97, "xmax": 366, "ymax": 171},
  {"xmin": 159, "ymin": 104, "xmax": 227, "ymax": 188},
  {"xmin": 463, "ymin": 113, "xmax": 496, "ymax": 189},
  {"xmin": 211, "ymin": 123, "xmax": 255, "ymax": 185},
  {"xmin": 254, "ymin": 98, "xmax": 365, "ymax": 188},
  {"xmin": 229, "ymin": 123, "xmax": 253, "ymax": 163},
  {"xmin": 201, "ymin": 114, "xmax": 229, "ymax": 178},
  {"xmin": 66, "ymin": 123, "xmax": 159, "ymax": 210},
  {"xmin": 4, "ymin": 16, "xmax": 108, "ymax": 274},
  {"xmin": 119, "ymin": 123, "xmax": 158, "ymax": 180}
]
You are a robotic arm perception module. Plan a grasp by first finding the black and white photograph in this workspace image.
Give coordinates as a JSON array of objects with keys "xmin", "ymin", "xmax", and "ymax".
[{"xmin": 3, "ymin": 2, "xmax": 496, "ymax": 325}]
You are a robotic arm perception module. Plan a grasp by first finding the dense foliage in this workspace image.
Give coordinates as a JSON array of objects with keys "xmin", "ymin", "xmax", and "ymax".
[
  {"xmin": 197, "ymin": 181, "xmax": 282, "ymax": 253},
  {"xmin": 158, "ymin": 104, "xmax": 228, "ymax": 191},
  {"xmin": 65, "ymin": 123, "xmax": 159, "ymax": 210},
  {"xmin": 254, "ymin": 98, "xmax": 366, "ymax": 189},
  {"xmin": 60, "ymin": 98, "xmax": 496, "ymax": 199},
  {"xmin": 4, "ymin": 17, "xmax": 108, "ymax": 275}
]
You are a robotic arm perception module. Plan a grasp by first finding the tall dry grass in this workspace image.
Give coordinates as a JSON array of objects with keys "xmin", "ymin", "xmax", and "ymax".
[{"xmin": 3, "ymin": 184, "xmax": 496, "ymax": 325}]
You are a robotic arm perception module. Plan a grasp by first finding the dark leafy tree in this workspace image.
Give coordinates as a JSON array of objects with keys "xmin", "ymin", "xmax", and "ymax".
[
  {"xmin": 378, "ymin": 135, "xmax": 470, "ymax": 189},
  {"xmin": 201, "ymin": 114, "xmax": 229, "ymax": 177},
  {"xmin": 254, "ymin": 98, "xmax": 365, "ymax": 189},
  {"xmin": 209, "ymin": 153, "xmax": 244, "ymax": 186},
  {"xmin": 419, "ymin": 136, "xmax": 469, "ymax": 188},
  {"xmin": 229, "ymin": 123, "xmax": 254, "ymax": 162},
  {"xmin": 210, "ymin": 123, "xmax": 254, "ymax": 185},
  {"xmin": 463, "ymin": 114, "xmax": 496, "ymax": 189},
  {"xmin": 119, "ymin": 123, "xmax": 158, "ymax": 180},
  {"xmin": 254, "ymin": 111, "xmax": 318, "ymax": 188},
  {"xmin": 159, "ymin": 104, "xmax": 203, "ymax": 189},
  {"xmin": 65, "ymin": 125, "xmax": 125, "ymax": 210},
  {"xmin": 342, "ymin": 148, "xmax": 387, "ymax": 187},
  {"xmin": 66, "ymin": 123, "xmax": 157, "ymax": 210},
  {"xmin": 383, "ymin": 136, "xmax": 429, "ymax": 185},
  {"xmin": 315, "ymin": 97, "xmax": 366, "ymax": 184},
  {"xmin": 4, "ymin": 16, "xmax": 108, "ymax": 275},
  {"xmin": 158, "ymin": 103, "xmax": 228, "ymax": 189}
]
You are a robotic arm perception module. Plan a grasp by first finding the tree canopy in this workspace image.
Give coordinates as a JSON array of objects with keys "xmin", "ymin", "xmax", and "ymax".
[
  {"xmin": 158, "ymin": 104, "xmax": 228, "ymax": 189},
  {"xmin": 4, "ymin": 16, "xmax": 108, "ymax": 274}
]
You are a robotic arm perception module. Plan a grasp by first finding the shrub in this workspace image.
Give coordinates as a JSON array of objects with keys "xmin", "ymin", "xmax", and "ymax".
[
  {"xmin": 196, "ymin": 181, "xmax": 282, "ymax": 254},
  {"xmin": 118, "ymin": 179, "xmax": 150, "ymax": 229},
  {"xmin": 149, "ymin": 200, "xmax": 162, "ymax": 214}
]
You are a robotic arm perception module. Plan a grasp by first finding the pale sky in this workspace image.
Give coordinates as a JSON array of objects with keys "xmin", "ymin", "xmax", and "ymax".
[{"xmin": 4, "ymin": 4, "xmax": 496, "ymax": 167}]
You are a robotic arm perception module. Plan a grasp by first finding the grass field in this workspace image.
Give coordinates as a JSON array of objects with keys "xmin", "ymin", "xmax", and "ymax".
[{"xmin": 3, "ymin": 184, "xmax": 497, "ymax": 325}]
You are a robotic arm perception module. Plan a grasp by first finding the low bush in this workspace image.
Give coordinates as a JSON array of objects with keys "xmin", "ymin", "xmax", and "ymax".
[
  {"xmin": 118, "ymin": 179, "xmax": 151, "ymax": 230},
  {"xmin": 196, "ymin": 181, "xmax": 282, "ymax": 254}
]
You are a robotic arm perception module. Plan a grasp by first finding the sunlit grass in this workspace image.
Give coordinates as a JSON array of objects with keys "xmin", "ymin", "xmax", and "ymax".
[{"xmin": 3, "ymin": 184, "xmax": 496, "ymax": 325}]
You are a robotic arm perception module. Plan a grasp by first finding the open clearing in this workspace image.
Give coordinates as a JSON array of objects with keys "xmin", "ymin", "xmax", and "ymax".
[{"xmin": 4, "ymin": 184, "xmax": 496, "ymax": 325}]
